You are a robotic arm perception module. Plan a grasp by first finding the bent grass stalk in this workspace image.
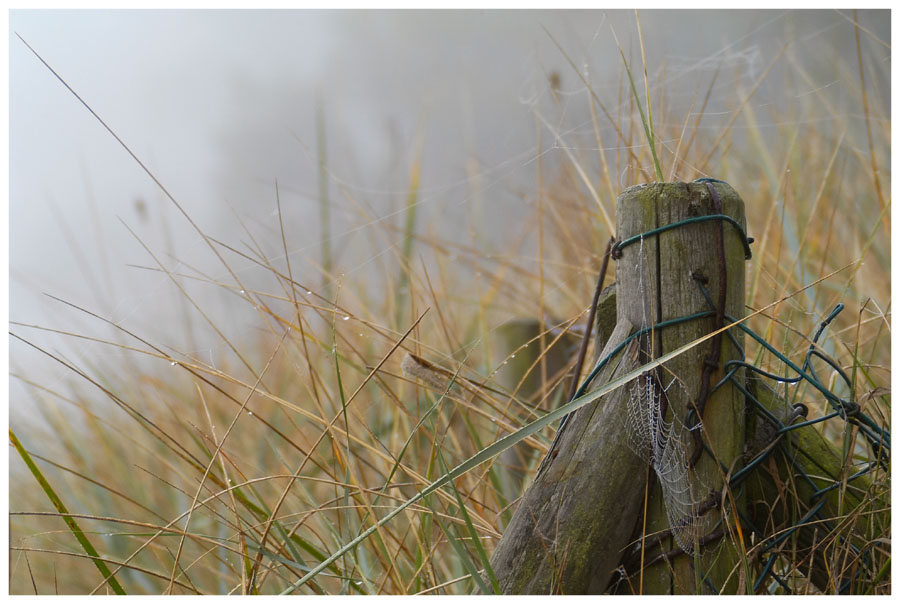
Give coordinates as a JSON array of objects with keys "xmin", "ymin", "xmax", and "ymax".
[
  {"xmin": 283, "ymin": 266, "xmax": 856, "ymax": 592},
  {"xmin": 11, "ymin": 17, "xmax": 890, "ymax": 594},
  {"xmin": 10, "ymin": 430, "xmax": 127, "ymax": 595}
]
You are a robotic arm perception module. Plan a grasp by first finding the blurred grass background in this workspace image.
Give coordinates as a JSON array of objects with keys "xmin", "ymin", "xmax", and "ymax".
[{"xmin": 9, "ymin": 10, "xmax": 890, "ymax": 594}]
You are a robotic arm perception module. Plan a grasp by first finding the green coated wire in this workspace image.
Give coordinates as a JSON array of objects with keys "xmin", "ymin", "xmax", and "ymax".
[{"xmin": 561, "ymin": 207, "xmax": 887, "ymax": 593}]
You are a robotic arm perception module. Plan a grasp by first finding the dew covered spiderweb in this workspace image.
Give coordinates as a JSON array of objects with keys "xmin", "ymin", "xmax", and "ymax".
[{"xmin": 623, "ymin": 236, "xmax": 713, "ymax": 554}]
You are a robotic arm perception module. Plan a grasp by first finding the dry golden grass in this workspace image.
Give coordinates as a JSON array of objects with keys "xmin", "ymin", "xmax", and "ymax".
[{"xmin": 10, "ymin": 13, "xmax": 890, "ymax": 595}]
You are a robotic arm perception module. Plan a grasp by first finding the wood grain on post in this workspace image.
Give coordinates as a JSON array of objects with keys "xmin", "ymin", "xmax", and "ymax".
[
  {"xmin": 667, "ymin": 181, "xmax": 746, "ymax": 594},
  {"xmin": 587, "ymin": 287, "xmax": 883, "ymax": 594},
  {"xmin": 615, "ymin": 181, "xmax": 748, "ymax": 593},
  {"xmin": 487, "ymin": 317, "xmax": 643, "ymax": 593},
  {"xmin": 591, "ymin": 283, "xmax": 617, "ymax": 365},
  {"xmin": 488, "ymin": 181, "xmax": 749, "ymax": 594}
]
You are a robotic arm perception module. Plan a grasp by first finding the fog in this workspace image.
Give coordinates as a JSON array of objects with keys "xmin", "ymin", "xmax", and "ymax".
[{"xmin": 9, "ymin": 10, "xmax": 888, "ymax": 413}]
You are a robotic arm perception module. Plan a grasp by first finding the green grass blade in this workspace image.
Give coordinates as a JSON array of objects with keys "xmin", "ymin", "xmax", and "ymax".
[
  {"xmin": 330, "ymin": 314, "xmax": 356, "ymax": 594},
  {"xmin": 351, "ymin": 353, "xmax": 468, "ymax": 539},
  {"xmin": 865, "ymin": 558, "xmax": 891, "ymax": 594},
  {"xmin": 617, "ymin": 43, "xmax": 663, "ymax": 181},
  {"xmin": 395, "ymin": 154, "xmax": 421, "ymax": 329},
  {"xmin": 425, "ymin": 492, "xmax": 490, "ymax": 594},
  {"xmin": 433, "ymin": 443, "xmax": 500, "ymax": 593},
  {"xmin": 316, "ymin": 96, "xmax": 332, "ymax": 299},
  {"xmin": 10, "ymin": 429, "xmax": 128, "ymax": 595},
  {"xmin": 281, "ymin": 323, "xmax": 733, "ymax": 594}
]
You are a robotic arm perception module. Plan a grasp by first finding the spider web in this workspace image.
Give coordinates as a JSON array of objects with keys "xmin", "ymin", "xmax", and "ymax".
[{"xmin": 623, "ymin": 236, "xmax": 713, "ymax": 554}]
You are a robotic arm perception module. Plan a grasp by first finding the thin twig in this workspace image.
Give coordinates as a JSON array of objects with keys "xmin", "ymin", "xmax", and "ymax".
[{"xmin": 567, "ymin": 237, "xmax": 616, "ymax": 402}]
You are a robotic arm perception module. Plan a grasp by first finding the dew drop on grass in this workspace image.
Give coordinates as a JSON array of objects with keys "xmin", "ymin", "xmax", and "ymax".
[
  {"xmin": 343, "ymin": 315, "xmax": 350, "ymax": 321},
  {"xmin": 240, "ymin": 289, "xmax": 245, "ymax": 294},
  {"xmin": 511, "ymin": 354, "xmax": 516, "ymax": 358},
  {"xmin": 247, "ymin": 411, "xmax": 253, "ymax": 416},
  {"xmin": 502, "ymin": 361, "xmax": 507, "ymax": 365},
  {"xmin": 170, "ymin": 361, "xmax": 177, "ymax": 366},
  {"xmin": 307, "ymin": 290, "xmax": 312, "ymax": 295}
]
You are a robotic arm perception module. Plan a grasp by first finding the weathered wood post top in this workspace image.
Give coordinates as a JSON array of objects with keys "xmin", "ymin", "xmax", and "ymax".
[{"xmin": 489, "ymin": 179, "xmax": 751, "ymax": 594}]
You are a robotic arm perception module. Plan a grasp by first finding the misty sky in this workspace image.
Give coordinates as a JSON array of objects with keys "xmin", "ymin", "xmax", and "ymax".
[{"xmin": 9, "ymin": 10, "xmax": 888, "ymax": 406}]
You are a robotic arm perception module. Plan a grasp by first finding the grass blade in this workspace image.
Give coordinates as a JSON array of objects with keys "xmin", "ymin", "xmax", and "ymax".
[
  {"xmin": 433, "ymin": 443, "xmax": 500, "ymax": 593},
  {"xmin": 316, "ymin": 95, "xmax": 333, "ymax": 299},
  {"xmin": 10, "ymin": 429, "xmax": 128, "ymax": 595},
  {"xmin": 614, "ymin": 31, "xmax": 663, "ymax": 181},
  {"xmin": 281, "ymin": 266, "xmax": 858, "ymax": 593}
]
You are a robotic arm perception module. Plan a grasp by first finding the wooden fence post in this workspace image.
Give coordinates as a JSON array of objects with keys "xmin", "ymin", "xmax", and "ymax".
[
  {"xmin": 488, "ymin": 317, "xmax": 643, "ymax": 593},
  {"xmin": 615, "ymin": 181, "xmax": 747, "ymax": 593},
  {"xmin": 488, "ymin": 181, "xmax": 749, "ymax": 593}
]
